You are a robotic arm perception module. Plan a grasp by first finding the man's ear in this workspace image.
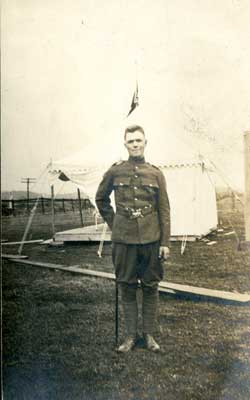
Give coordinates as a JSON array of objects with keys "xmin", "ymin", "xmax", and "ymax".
[{"xmin": 145, "ymin": 139, "xmax": 148, "ymax": 146}]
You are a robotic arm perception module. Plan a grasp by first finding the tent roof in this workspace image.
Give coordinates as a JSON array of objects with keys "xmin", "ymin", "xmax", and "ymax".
[{"xmin": 51, "ymin": 136, "xmax": 208, "ymax": 172}]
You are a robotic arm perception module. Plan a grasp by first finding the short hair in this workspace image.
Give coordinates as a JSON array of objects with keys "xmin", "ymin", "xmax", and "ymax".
[{"xmin": 124, "ymin": 124, "xmax": 145, "ymax": 140}]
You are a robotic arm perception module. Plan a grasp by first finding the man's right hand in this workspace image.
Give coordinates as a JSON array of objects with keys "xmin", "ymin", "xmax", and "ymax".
[{"xmin": 159, "ymin": 246, "xmax": 170, "ymax": 261}]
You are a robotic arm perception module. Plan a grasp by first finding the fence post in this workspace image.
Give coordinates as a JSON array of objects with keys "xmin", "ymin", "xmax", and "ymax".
[
  {"xmin": 244, "ymin": 131, "xmax": 250, "ymax": 242},
  {"xmin": 12, "ymin": 199, "xmax": 15, "ymax": 216},
  {"xmin": 231, "ymin": 191, "xmax": 235, "ymax": 210},
  {"xmin": 51, "ymin": 185, "xmax": 56, "ymax": 241},
  {"xmin": 27, "ymin": 178, "xmax": 30, "ymax": 213},
  {"xmin": 41, "ymin": 196, "xmax": 45, "ymax": 214},
  {"xmin": 71, "ymin": 199, "xmax": 75, "ymax": 212},
  {"xmin": 62, "ymin": 199, "xmax": 66, "ymax": 213},
  {"xmin": 77, "ymin": 188, "xmax": 84, "ymax": 227}
]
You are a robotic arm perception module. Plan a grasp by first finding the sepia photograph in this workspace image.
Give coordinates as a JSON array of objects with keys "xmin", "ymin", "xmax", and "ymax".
[{"xmin": 2, "ymin": 1, "xmax": 250, "ymax": 399}]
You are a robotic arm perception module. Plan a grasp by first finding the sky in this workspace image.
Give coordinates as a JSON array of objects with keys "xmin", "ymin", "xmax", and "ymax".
[{"xmin": 2, "ymin": 0, "xmax": 250, "ymax": 193}]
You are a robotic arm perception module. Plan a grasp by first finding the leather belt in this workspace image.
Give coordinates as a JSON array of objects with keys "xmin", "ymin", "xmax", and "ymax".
[{"xmin": 116, "ymin": 205, "xmax": 156, "ymax": 220}]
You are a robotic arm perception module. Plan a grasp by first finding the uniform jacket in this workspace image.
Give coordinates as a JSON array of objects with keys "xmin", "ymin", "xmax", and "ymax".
[{"xmin": 95, "ymin": 156, "xmax": 171, "ymax": 246}]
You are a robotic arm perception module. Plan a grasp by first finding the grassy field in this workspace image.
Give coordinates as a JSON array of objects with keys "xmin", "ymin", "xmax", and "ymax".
[{"xmin": 2, "ymin": 199, "xmax": 250, "ymax": 399}]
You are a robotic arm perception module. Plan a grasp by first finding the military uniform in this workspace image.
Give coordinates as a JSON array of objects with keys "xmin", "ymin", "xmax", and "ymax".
[
  {"xmin": 95, "ymin": 156, "xmax": 170, "ymax": 347},
  {"xmin": 95, "ymin": 156, "xmax": 170, "ymax": 245}
]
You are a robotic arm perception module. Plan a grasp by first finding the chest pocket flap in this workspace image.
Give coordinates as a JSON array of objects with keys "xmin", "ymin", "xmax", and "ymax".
[
  {"xmin": 113, "ymin": 177, "xmax": 131, "ymax": 187},
  {"xmin": 141, "ymin": 177, "xmax": 159, "ymax": 189}
]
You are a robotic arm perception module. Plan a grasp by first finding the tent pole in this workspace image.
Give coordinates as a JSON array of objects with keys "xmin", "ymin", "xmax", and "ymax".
[
  {"xmin": 18, "ymin": 198, "xmax": 39, "ymax": 255},
  {"xmin": 77, "ymin": 188, "xmax": 84, "ymax": 227},
  {"xmin": 51, "ymin": 185, "xmax": 56, "ymax": 241},
  {"xmin": 244, "ymin": 131, "xmax": 250, "ymax": 243}
]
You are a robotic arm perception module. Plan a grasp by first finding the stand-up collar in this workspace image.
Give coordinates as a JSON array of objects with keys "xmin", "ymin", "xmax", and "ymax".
[{"xmin": 128, "ymin": 156, "xmax": 145, "ymax": 164}]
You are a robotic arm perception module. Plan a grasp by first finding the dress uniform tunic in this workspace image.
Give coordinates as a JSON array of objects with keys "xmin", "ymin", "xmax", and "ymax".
[
  {"xmin": 95, "ymin": 156, "xmax": 170, "ymax": 245},
  {"xmin": 95, "ymin": 156, "xmax": 171, "ymax": 285}
]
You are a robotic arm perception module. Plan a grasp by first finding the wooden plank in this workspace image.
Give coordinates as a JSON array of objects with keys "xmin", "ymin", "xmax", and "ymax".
[
  {"xmin": 68, "ymin": 267, "xmax": 115, "ymax": 280},
  {"xmin": 54, "ymin": 223, "xmax": 112, "ymax": 242},
  {"xmin": 4, "ymin": 258, "xmax": 250, "ymax": 303},
  {"xmin": 160, "ymin": 281, "xmax": 250, "ymax": 302},
  {"xmin": 2, "ymin": 254, "xmax": 28, "ymax": 259},
  {"xmin": 41, "ymin": 239, "xmax": 53, "ymax": 244},
  {"xmin": 55, "ymin": 224, "xmax": 108, "ymax": 235},
  {"xmin": 77, "ymin": 269, "xmax": 250, "ymax": 302},
  {"xmin": 54, "ymin": 225, "xmax": 207, "ymax": 243},
  {"xmin": 1, "ymin": 239, "xmax": 44, "ymax": 246},
  {"xmin": 4, "ymin": 258, "xmax": 80, "ymax": 269},
  {"xmin": 55, "ymin": 233, "xmax": 111, "ymax": 242}
]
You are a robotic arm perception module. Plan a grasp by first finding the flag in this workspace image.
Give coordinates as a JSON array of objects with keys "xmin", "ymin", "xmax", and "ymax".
[{"xmin": 126, "ymin": 81, "xmax": 139, "ymax": 117}]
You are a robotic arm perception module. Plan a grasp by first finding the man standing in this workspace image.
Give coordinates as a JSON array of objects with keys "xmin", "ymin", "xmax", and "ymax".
[{"xmin": 95, "ymin": 125, "xmax": 170, "ymax": 352}]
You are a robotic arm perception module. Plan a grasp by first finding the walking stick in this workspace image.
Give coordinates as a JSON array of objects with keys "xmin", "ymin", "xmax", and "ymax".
[{"xmin": 115, "ymin": 280, "xmax": 119, "ymax": 346}]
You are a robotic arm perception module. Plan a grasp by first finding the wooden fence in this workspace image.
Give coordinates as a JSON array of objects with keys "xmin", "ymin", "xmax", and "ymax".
[{"xmin": 1, "ymin": 197, "xmax": 94, "ymax": 216}]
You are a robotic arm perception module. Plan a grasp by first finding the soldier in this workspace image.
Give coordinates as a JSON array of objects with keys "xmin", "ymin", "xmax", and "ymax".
[{"xmin": 95, "ymin": 124, "xmax": 170, "ymax": 352}]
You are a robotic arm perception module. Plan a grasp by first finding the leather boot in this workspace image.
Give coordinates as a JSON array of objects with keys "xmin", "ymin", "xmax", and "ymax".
[
  {"xmin": 142, "ymin": 285, "xmax": 160, "ymax": 351},
  {"xmin": 117, "ymin": 336, "xmax": 136, "ymax": 353},
  {"xmin": 144, "ymin": 334, "xmax": 160, "ymax": 352},
  {"xmin": 118, "ymin": 284, "xmax": 138, "ymax": 352}
]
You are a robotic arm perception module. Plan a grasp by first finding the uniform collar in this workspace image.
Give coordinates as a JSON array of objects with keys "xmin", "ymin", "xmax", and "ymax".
[{"xmin": 128, "ymin": 156, "xmax": 145, "ymax": 164}]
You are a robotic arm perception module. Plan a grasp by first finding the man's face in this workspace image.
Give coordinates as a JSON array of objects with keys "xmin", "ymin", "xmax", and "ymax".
[{"xmin": 124, "ymin": 130, "xmax": 147, "ymax": 158}]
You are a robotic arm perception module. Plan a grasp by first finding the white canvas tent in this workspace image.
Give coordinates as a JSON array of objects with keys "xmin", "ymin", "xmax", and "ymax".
[{"xmin": 48, "ymin": 131, "xmax": 218, "ymax": 241}]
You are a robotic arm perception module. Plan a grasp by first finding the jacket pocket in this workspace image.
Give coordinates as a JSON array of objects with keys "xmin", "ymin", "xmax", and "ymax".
[
  {"xmin": 141, "ymin": 177, "xmax": 159, "ymax": 192},
  {"xmin": 113, "ymin": 177, "xmax": 132, "ymax": 202},
  {"xmin": 113, "ymin": 177, "xmax": 131, "ymax": 188}
]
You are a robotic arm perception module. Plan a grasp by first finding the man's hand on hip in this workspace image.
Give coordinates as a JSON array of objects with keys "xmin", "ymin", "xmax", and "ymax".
[{"xmin": 159, "ymin": 246, "xmax": 170, "ymax": 261}]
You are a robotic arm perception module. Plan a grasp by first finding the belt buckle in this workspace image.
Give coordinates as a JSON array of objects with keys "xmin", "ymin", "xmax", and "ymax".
[{"xmin": 130, "ymin": 208, "xmax": 143, "ymax": 219}]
